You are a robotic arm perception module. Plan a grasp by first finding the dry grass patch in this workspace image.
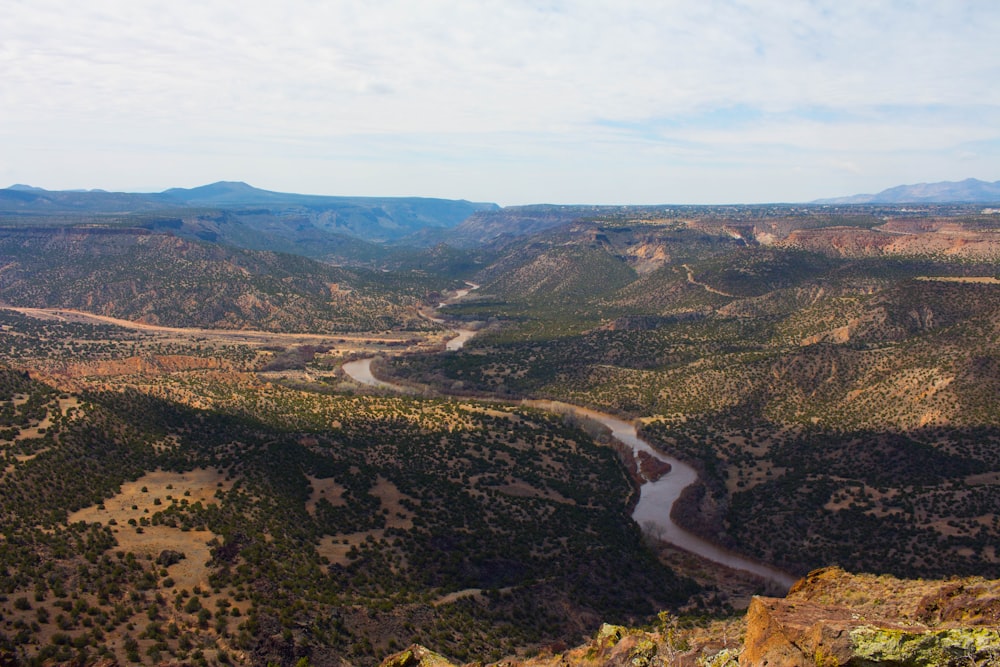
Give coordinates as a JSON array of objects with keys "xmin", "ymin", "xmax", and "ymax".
[
  {"xmin": 116, "ymin": 525, "xmax": 216, "ymax": 592},
  {"xmin": 727, "ymin": 462, "xmax": 785, "ymax": 494},
  {"xmin": 916, "ymin": 276, "xmax": 1000, "ymax": 284},
  {"xmin": 317, "ymin": 530, "xmax": 386, "ymax": 567},
  {"xmin": 1, "ymin": 396, "xmax": 81, "ymax": 462},
  {"xmin": 460, "ymin": 403, "xmax": 519, "ymax": 421},
  {"xmin": 316, "ymin": 476, "xmax": 416, "ymax": 567},
  {"xmin": 967, "ymin": 471, "xmax": 1000, "ymax": 486},
  {"xmin": 305, "ymin": 474, "xmax": 346, "ymax": 516},
  {"xmin": 371, "ymin": 475, "xmax": 415, "ymax": 529},
  {"xmin": 496, "ymin": 478, "xmax": 575, "ymax": 504},
  {"xmin": 3, "ymin": 397, "xmax": 80, "ymax": 447},
  {"xmin": 69, "ymin": 468, "xmax": 234, "ymax": 591}
]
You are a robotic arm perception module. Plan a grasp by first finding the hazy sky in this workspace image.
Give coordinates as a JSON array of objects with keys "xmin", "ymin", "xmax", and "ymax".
[{"xmin": 4, "ymin": 1, "xmax": 1000, "ymax": 205}]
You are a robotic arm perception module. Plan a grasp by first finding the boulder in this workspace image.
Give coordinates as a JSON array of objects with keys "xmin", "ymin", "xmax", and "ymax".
[
  {"xmin": 740, "ymin": 567, "xmax": 1000, "ymax": 666},
  {"xmin": 381, "ymin": 645, "xmax": 460, "ymax": 667}
]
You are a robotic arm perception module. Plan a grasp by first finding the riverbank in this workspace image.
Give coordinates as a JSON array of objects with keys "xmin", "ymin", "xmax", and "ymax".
[{"xmin": 342, "ymin": 295, "xmax": 796, "ymax": 592}]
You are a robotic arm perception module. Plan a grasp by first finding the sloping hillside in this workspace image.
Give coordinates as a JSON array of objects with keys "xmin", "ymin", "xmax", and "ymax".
[
  {"xmin": 379, "ymin": 567, "xmax": 1000, "ymax": 667},
  {"xmin": 388, "ymin": 217, "xmax": 1000, "ymax": 581},
  {"xmin": 0, "ymin": 227, "xmax": 451, "ymax": 331},
  {"xmin": 0, "ymin": 312, "xmax": 697, "ymax": 665},
  {"xmin": 0, "ymin": 181, "xmax": 498, "ymax": 247}
]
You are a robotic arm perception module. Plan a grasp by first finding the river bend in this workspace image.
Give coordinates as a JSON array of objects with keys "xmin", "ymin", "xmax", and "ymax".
[{"xmin": 342, "ymin": 296, "xmax": 796, "ymax": 591}]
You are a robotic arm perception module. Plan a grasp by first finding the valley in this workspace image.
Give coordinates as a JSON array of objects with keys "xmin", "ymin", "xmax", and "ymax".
[
  {"xmin": 1, "ymin": 190, "xmax": 1000, "ymax": 665},
  {"xmin": 341, "ymin": 319, "xmax": 796, "ymax": 592},
  {"xmin": 0, "ymin": 301, "xmax": 697, "ymax": 666}
]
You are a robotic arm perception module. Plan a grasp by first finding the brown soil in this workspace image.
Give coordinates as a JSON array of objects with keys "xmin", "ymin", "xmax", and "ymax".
[
  {"xmin": 317, "ymin": 476, "xmax": 417, "ymax": 566},
  {"xmin": 7, "ymin": 307, "xmax": 414, "ymax": 344},
  {"xmin": 495, "ymin": 478, "xmax": 576, "ymax": 504},
  {"xmin": 69, "ymin": 468, "xmax": 233, "ymax": 592},
  {"xmin": 778, "ymin": 225, "xmax": 1000, "ymax": 259},
  {"xmin": 305, "ymin": 474, "xmax": 347, "ymax": 515}
]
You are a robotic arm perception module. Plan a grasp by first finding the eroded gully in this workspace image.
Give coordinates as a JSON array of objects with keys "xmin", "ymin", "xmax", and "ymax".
[{"xmin": 341, "ymin": 286, "xmax": 796, "ymax": 592}]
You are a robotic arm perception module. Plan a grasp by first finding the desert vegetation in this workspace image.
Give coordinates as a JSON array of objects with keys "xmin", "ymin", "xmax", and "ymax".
[
  {"xmin": 0, "ymin": 306, "xmax": 699, "ymax": 665},
  {"xmin": 2, "ymin": 202, "xmax": 1000, "ymax": 665},
  {"xmin": 0, "ymin": 227, "xmax": 461, "ymax": 332},
  {"xmin": 387, "ymin": 211, "xmax": 1000, "ymax": 587}
]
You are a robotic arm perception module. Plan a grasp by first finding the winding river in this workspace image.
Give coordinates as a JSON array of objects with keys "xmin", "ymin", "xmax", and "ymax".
[
  {"xmin": 342, "ymin": 287, "xmax": 796, "ymax": 592},
  {"xmin": 527, "ymin": 401, "xmax": 797, "ymax": 590}
]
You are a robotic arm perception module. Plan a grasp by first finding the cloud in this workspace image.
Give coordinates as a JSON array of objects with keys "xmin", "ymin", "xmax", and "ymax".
[
  {"xmin": 826, "ymin": 159, "xmax": 863, "ymax": 175},
  {"xmin": 4, "ymin": 0, "xmax": 1000, "ymax": 202}
]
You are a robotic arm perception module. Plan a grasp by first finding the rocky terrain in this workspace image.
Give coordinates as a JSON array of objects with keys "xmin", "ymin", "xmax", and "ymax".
[
  {"xmin": 0, "ymin": 227, "xmax": 457, "ymax": 332},
  {"xmin": 388, "ymin": 211, "xmax": 1000, "ymax": 583},
  {"xmin": 379, "ymin": 568, "xmax": 1000, "ymax": 667},
  {"xmin": 775, "ymin": 223, "xmax": 1000, "ymax": 259},
  {"xmin": 0, "ymin": 309, "xmax": 697, "ymax": 666},
  {"xmin": 0, "ymin": 199, "xmax": 999, "ymax": 665}
]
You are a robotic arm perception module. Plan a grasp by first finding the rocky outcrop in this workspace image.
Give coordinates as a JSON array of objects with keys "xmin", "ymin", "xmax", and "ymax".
[
  {"xmin": 741, "ymin": 567, "xmax": 1000, "ymax": 666},
  {"xmin": 382, "ymin": 645, "xmax": 458, "ymax": 667},
  {"xmin": 379, "ymin": 622, "xmax": 732, "ymax": 667},
  {"xmin": 777, "ymin": 224, "xmax": 1000, "ymax": 259},
  {"xmin": 376, "ymin": 568, "xmax": 1000, "ymax": 667},
  {"xmin": 778, "ymin": 227, "xmax": 896, "ymax": 257}
]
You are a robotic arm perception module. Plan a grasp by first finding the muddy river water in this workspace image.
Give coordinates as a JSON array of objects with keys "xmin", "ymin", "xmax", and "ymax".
[{"xmin": 342, "ymin": 295, "xmax": 796, "ymax": 591}]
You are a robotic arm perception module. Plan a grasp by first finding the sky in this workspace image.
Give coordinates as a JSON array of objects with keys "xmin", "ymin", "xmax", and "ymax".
[{"xmin": 3, "ymin": 1, "xmax": 1000, "ymax": 205}]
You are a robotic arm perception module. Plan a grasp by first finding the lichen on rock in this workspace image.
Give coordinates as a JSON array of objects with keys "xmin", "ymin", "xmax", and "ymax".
[{"xmin": 851, "ymin": 626, "xmax": 1000, "ymax": 666}]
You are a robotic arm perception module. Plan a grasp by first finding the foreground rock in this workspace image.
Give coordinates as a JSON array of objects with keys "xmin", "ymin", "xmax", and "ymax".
[
  {"xmin": 380, "ymin": 620, "xmax": 741, "ymax": 667},
  {"xmin": 382, "ymin": 645, "xmax": 459, "ymax": 667},
  {"xmin": 380, "ymin": 567, "xmax": 1000, "ymax": 667},
  {"xmin": 741, "ymin": 567, "xmax": 1000, "ymax": 666}
]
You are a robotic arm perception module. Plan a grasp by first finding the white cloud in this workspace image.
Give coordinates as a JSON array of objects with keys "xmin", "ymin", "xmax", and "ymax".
[
  {"xmin": 3, "ymin": 0, "xmax": 1000, "ymax": 202},
  {"xmin": 825, "ymin": 159, "xmax": 863, "ymax": 175}
]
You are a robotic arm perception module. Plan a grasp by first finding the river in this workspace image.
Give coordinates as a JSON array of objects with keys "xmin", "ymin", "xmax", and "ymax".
[
  {"xmin": 342, "ymin": 288, "xmax": 796, "ymax": 591},
  {"xmin": 341, "ymin": 358, "xmax": 399, "ymax": 390},
  {"xmin": 427, "ymin": 283, "xmax": 479, "ymax": 351},
  {"xmin": 525, "ymin": 400, "xmax": 796, "ymax": 590}
]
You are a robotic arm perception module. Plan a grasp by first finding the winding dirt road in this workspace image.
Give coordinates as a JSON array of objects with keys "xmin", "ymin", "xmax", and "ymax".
[
  {"xmin": 5, "ymin": 307, "xmax": 411, "ymax": 345},
  {"xmin": 682, "ymin": 264, "xmax": 735, "ymax": 297}
]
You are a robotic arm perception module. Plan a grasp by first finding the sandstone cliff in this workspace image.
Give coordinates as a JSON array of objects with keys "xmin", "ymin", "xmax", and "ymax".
[{"xmin": 775, "ymin": 224, "xmax": 1000, "ymax": 260}]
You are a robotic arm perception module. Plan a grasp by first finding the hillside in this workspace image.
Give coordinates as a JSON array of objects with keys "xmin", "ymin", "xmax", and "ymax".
[
  {"xmin": 0, "ymin": 227, "xmax": 455, "ymax": 331},
  {"xmin": 2, "ymin": 199, "xmax": 1000, "ymax": 665},
  {"xmin": 378, "ymin": 567, "xmax": 1000, "ymax": 667},
  {"xmin": 816, "ymin": 178, "xmax": 1000, "ymax": 204},
  {"xmin": 0, "ymin": 308, "xmax": 701, "ymax": 666},
  {"xmin": 387, "ymin": 209, "xmax": 1000, "ymax": 581},
  {"xmin": 0, "ymin": 182, "xmax": 498, "ymax": 249}
]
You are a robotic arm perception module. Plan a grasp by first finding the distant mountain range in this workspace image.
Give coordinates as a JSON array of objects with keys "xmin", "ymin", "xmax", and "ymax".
[
  {"xmin": 0, "ymin": 181, "xmax": 499, "ymax": 248},
  {"xmin": 2, "ymin": 180, "xmax": 497, "ymax": 214},
  {"xmin": 4, "ymin": 179, "xmax": 998, "ymax": 259},
  {"xmin": 815, "ymin": 178, "xmax": 1000, "ymax": 204}
]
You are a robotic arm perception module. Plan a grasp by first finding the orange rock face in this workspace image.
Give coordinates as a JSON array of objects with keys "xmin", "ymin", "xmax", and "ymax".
[
  {"xmin": 741, "ymin": 595, "xmax": 884, "ymax": 666},
  {"xmin": 740, "ymin": 567, "xmax": 1000, "ymax": 666}
]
